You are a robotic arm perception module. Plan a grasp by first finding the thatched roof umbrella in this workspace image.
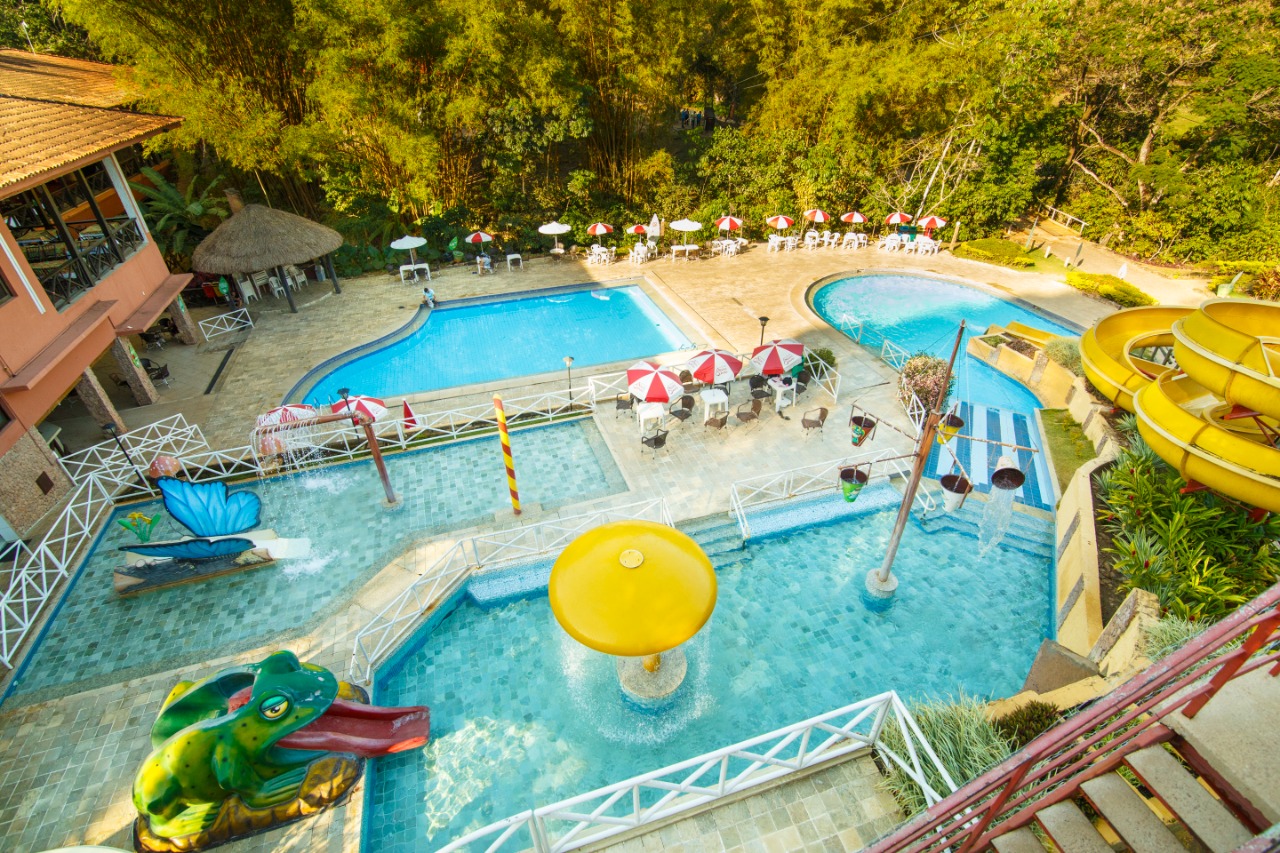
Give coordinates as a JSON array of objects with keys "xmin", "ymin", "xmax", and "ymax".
[{"xmin": 192, "ymin": 198, "xmax": 344, "ymax": 313}]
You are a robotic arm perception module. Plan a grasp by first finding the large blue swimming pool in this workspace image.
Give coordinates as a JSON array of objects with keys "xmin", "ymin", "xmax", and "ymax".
[
  {"xmin": 811, "ymin": 274, "xmax": 1079, "ymax": 415},
  {"xmin": 301, "ymin": 285, "xmax": 691, "ymax": 405}
]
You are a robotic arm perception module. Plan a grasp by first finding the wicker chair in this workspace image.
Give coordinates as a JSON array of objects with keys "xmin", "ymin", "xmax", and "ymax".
[
  {"xmin": 641, "ymin": 429, "xmax": 669, "ymax": 458},
  {"xmin": 615, "ymin": 394, "xmax": 635, "ymax": 417},
  {"xmin": 669, "ymin": 395, "xmax": 694, "ymax": 424},
  {"xmin": 705, "ymin": 413, "xmax": 728, "ymax": 432},
  {"xmin": 735, "ymin": 399, "xmax": 763, "ymax": 425},
  {"xmin": 802, "ymin": 407, "xmax": 828, "ymax": 433}
]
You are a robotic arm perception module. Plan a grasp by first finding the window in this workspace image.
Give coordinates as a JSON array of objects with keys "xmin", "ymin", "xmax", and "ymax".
[{"xmin": 0, "ymin": 267, "xmax": 12, "ymax": 306}]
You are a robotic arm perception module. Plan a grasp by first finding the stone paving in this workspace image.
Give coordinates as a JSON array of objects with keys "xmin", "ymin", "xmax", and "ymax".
[{"xmin": 0, "ymin": 244, "xmax": 1204, "ymax": 852}]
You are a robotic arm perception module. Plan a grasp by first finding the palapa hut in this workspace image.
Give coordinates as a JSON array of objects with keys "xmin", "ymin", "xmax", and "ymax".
[{"xmin": 192, "ymin": 194, "xmax": 343, "ymax": 313}]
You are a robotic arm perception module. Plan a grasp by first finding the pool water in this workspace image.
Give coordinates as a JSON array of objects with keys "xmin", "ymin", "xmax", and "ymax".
[
  {"xmin": 3, "ymin": 421, "xmax": 625, "ymax": 706},
  {"xmin": 811, "ymin": 274, "xmax": 1079, "ymax": 416},
  {"xmin": 303, "ymin": 285, "xmax": 692, "ymax": 405},
  {"xmin": 367, "ymin": 503, "xmax": 1053, "ymax": 851}
]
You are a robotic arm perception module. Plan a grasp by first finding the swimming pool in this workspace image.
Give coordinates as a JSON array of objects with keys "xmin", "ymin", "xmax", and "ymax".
[
  {"xmin": 300, "ymin": 285, "xmax": 692, "ymax": 405},
  {"xmin": 811, "ymin": 274, "xmax": 1080, "ymax": 416},
  {"xmin": 366, "ymin": 492, "xmax": 1054, "ymax": 850}
]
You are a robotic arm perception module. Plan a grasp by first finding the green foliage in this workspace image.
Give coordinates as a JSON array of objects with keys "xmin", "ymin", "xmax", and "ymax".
[
  {"xmin": 1044, "ymin": 337, "xmax": 1083, "ymax": 375},
  {"xmin": 1041, "ymin": 409, "xmax": 1095, "ymax": 492},
  {"xmin": 804, "ymin": 348, "xmax": 836, "ymax": 371},
  {"xmin": 1246, "ymin": 269, "xmax": 1280, "ymax": 302},
  {"xmin": 1065, "ymin": 272, "xmax": 1156, "ymax": 307},
  {"xmin": 1094, "ymin": 439, "xmax": 1280, "ymax": 621},
  {"xmin": 952, "ymin": 239, "xmax": 1035, "ymax": 269},
  {"xmin": 129, "ymin": 167, "xmax": 228, "ymax": 270},
  {"xmin": 993, "ymin": 701, "xmax": 1064, "ymax": 751},
  {"xmin": 1141, "ymin": 615, "xmax": 1205, "ymax": 662},
  {"xmin": 898, "ymin": 353, "xmax": 955, "ymax": 410},
  {"xmin": 879, "ymin": 695, "xmax": 1011, "ymax": 817},
  {"xmin": 0, "ymin": 0, "xmax": 99, "ymax": 58}
]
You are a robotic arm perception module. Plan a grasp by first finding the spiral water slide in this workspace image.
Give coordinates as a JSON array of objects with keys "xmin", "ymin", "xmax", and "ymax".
[{"xmin": 1080, "ymin": 299, "xmax": 1280, "ymax": 513}]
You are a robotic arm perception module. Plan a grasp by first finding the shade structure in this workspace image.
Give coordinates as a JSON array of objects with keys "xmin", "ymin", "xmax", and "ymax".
[
  {"xmin": 464, "ymin": 231, "xmax": 494, "ymax": 244},
  {"xmin": 390, "ymin": 234, "xmax": 427, "ymax": 265},
  {"xmin": 332, "ymin": 395, "xmax": 387, "ymax": 420},
  {"xmin": 765, "ymin": 214, "xmax": 794, "ymax": 230},
  {"xmin": 625, "ymin": 224, "xmax": 647, "ymax": 234},
  {"xmin": 256, "ymin": 403, "xmax": 316, "ymax": 427},
  {"xmin": 537, "ymin": 221, "xmax": 572, "ymax": 236},
  {"xmin": 192, "ymin": 204, "xmax": 343, "ymax": 275},
  {"xmin": 586, "ymin": 222, "xmax": 614, "ymax": 236},
  {"xmin": 840, "ymin": 211, "xmax": 867, "ymax": 224},
  {"xmin": 918, "ymin": 215, "xmax": 947, "ymax": 231},
  {"xmin": 803, "ymin": 209, "xmax": 830, "ymax": 223},
  {"xmin": 549, "ymin": 520, "xmax": 716, "ymax": 657},
  {"xmin": 885, "ymin": 212, "xmax": 913, "ymax": 225},
  {"xmin": 686, "ymin": 349, "xmax": 743, "ymax": 384},
  {"xmin": 750, "ymin": 339, "xmax": 805, "ymax": 375},
  {"xmin": 715, "ymin": 215, "xmax": 743, "ymax": 231},
  {"xmin": 626, "ymin": 360, "xmax": 683, "ymax": 402},
  {"xmin": 669, "ymin": 218, "xmax": 701, "ymax": 232}
]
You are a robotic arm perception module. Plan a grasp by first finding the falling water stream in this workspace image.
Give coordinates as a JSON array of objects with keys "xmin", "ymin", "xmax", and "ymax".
[{"xmin": 978, "ymin": 487, "xmax": 1017, "ymax": 555}]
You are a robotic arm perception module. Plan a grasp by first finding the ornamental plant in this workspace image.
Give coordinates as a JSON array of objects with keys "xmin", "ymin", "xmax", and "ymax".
[{"xmin": 898, "ymin": 353, "xmax": 955, "ymax": 410}]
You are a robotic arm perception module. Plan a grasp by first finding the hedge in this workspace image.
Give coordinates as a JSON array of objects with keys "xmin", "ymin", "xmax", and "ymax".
[
  {"xmin": 952, "ymin": 238, "xmax": 1035, "ymax": 269},
  {"xmin": 1065, "ymin": 271, "xmax": 1156, "ymax": 307}
]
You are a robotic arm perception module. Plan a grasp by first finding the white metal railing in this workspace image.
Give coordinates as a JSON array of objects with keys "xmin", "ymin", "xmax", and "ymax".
[
  {"xmin": 198, "ymin": 307, "xmax": 254, "ymax": 339},
  {"xmin": 904, "ymin": 391, "xmax": 929, "ymax": 435},
  {"xmin": 834, "ymin": 313, "xmax": 911, "ymax": 372},
  {"xmin": 439, "ymin": 690, "xmax": 954, "ymax": 853},
  {"xmin": 1043, "ymin": 205, "xmax": 1088, "ymax": 235},
  {"xmin": 58, "ymin": 414, "xmax": 211, "ymax": 489},
  {"xmin": 0, "ymin": 476, "xmax": 115, "ymax": 668},
  {"xmin": 881, "ymin": 339, "xmax": 912, "ymax": 371},
  {"xmin": 728, "ymin": 448, "xmax": 937, "ymax": 538},
  {"xmin": 348, "ymin": 498, "xmax": 673, "ymax": 684}
]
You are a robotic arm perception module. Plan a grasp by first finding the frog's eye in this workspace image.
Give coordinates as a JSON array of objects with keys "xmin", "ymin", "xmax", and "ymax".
[{"xmin": 260, "ymin": 695, "xmax": 290, "ymax": 721}]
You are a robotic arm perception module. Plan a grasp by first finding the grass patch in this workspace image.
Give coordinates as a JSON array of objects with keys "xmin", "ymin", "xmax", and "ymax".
[
  {"xmin": 1041, "ymin": 409, "xmax": 1095, "ymax": 492},
  {"xmin": 952, "ymin": 238, "xmax": 1065, "ymax": 274},
  {"xmin": 1065, "ymin": 271, "xmax": 1156, "ymax": 307}
]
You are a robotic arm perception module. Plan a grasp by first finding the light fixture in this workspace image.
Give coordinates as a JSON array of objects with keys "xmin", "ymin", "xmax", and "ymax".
[{"xmin": 758, "ymin": 316, "xmax": 770, "ymax": 347}]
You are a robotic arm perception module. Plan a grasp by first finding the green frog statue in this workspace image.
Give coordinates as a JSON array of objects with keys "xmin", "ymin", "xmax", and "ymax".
[{"xmin": 132, "ymin": 650, "xmax": 429, "ymax": 852}]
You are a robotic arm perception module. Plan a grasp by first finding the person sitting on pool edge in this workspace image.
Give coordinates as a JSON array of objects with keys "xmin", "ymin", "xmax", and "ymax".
[{"xmin": 422, "ymin": 286, "xmax": 436, "ymax": 307}]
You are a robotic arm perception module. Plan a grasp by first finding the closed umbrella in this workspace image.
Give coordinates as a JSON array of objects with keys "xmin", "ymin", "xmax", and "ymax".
[
  {"xmin": 803, "ymin": 209, "xmax": 830, "ymax": 224},
  {"xmin": 332, "ymin": 395, "xmax": 388, "ymax": 420},
  {"xmin": 390, "ymin": 235, "xmax": 427, "ymax": 265},
  {"xmin": 765, "ymin": 214, "xmax": 794, "ymax": 230},
  {"xmin": 626, "ymin": 361, "xmax": 683, "ymax": 403},
  {"xmin": 750, "ymin": 340, "xmax": 805, "ymax": 375},
  {"xmin": 686, "ymin": 349, "xmax": 743, "ymax": 384},
  {"xmin": 256, "ymin": 403, "xmax": 317, "ymax": 427}
]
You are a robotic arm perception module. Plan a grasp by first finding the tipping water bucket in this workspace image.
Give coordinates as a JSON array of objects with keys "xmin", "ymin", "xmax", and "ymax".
[
  {"xmin": 850, "ymin": 415, "xmax": 877, "ymax": 447},
  {"xmin": 936, "ymin": 413, "xmax": 965, "ymax": 445},
  {"xmin": 939, "ymin": 474, "xmax": 973, "ymax": 512},
  {"xmin": 991, "ymin": 455, "xmax": 1026, "ymax": 491},
  {"xmin": 839, "ymin": 466, "xmax": 869, "ymax": 502}
]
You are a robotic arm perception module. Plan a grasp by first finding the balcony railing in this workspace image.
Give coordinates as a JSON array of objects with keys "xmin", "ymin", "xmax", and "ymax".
[{"xmin": 29, "ymin": 217, "xmax": 145, "ymax": 310}]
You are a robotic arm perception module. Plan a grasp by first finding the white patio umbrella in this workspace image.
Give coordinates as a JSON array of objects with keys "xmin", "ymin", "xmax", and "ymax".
[
  {"xmin": 669, "ymin": 218, "xmax": 701, "ymax": 233},
  {"xmin": 686, "ymin": 349, "xmax": 743, "ymax": 384},
  {"xmin": 538, "ymin": 221, "xmax": 572, "ymax": 250},
  {"xmin": 390, "ymin": 235, "xmax": 427, "ymax": 265},
  {"xmin": 626, "ymin": 360, "xmax": 683, "ymax": 403}
]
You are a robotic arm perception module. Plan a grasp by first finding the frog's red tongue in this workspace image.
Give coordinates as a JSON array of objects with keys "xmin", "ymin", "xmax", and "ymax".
[{"xmin": 228, "ymin": 690, "xmax": 430, "ymax": 757}]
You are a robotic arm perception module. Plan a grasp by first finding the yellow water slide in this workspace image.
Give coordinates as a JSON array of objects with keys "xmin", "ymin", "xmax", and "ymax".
[{"xmin": 1081, "ymin": 298, "xmax": 1280, "ymax": 513}]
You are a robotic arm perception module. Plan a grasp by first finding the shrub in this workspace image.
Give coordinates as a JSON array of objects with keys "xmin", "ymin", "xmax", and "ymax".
[
  {"xmin": 1142, "ymin": 614, "xmax": 1242, "ymax": 662},
  {"xmin": 994, "ymin": 701, "xmax": 1063, "ymax": 750},
  {"xmin": 898, "ymin": 353, "xmax": 955, "ymax": 409},
  {"xmin": 879, "ymin": 695, "xmax": 1011, "ymax": 817},
  {"xmin": 1065, "ymin": 272, "xmax": 1156, "ymax": 307},
  {"xmin": 1247, "ymin": 268, "xmax": 1280, "ymax": 302},
  {"xmin": 953, "ymin": 238, "xmax": 1035, "ymax": 269},
  {"xmin": 805, "ymin": 347, "xmax": 837, "ymax": 370},
  {"xmin": 1094, "ymin": 438, "xmax": 1280, "ymax": 621},
  {"xmin": 1044, "ymin": 336, "xmax": 1083, "ymax": 375}
]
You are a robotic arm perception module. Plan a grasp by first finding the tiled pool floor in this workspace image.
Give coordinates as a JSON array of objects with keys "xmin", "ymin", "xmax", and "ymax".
[{"xmin": 4, "ymin": 420, "xmax": 624, "ymax": 706}]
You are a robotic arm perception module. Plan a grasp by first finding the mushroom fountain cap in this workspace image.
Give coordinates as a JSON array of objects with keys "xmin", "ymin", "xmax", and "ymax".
[{"xmin": 549, "ymin": 520, "xmax": 716, "ymax": 657}]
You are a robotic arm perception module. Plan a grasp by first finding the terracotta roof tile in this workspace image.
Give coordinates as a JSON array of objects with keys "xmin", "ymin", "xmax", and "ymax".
[
  {"xmin": 0, "ymin": 96, "xmax": 180, "ymax": 195},
  {"xmin": 0, "ymin": 49, "xmax": 130, "ymax": 108}
]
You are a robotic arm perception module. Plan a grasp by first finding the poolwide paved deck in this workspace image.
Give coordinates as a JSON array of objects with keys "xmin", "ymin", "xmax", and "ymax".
[{"xmin": 0, "ymin": 245, "xmax": 1207, "ymax": 852}]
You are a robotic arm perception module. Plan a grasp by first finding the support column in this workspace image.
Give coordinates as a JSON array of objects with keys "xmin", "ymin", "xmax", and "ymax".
[
  {"xmin": 76, "ymin": 368, "xmax": 127, "ymax": 432},
  {"xmin": 109, "ymin": 338, "xmax": 158, "ymax": 406},
  {"xmin": 166, "ymin": 294, "xmax": 201, "ymax": 345},
  {"xmin": 324, "ymin": 254, "xmax": 342, "ymax": 294},
  {"xmin": 274, "ymin": 265, "xmax": 298, "ymax": 313}
]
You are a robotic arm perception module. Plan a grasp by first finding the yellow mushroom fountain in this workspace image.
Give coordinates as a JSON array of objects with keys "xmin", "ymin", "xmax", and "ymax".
[{"xmin": 549, "ymin": 520, "xmax": 716, "ymax": 705}]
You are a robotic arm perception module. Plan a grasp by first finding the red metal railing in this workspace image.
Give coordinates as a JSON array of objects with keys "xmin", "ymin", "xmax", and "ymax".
[{"xmin": 864, "ymin": 582, "xmax": 1280, "ymax": 853}]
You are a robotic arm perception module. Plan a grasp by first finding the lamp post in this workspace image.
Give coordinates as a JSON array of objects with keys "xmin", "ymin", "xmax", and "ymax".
[
  {"xmin": 758, "ymin": 316, "xmax": 770, "ymax": 347},
  {"xmin": 102, "ymin": 422, "xmax": 147, "ymax": 487},
  {"xmin": 564, "ymin": 356, "xmax": 574, "ymax": 403}
]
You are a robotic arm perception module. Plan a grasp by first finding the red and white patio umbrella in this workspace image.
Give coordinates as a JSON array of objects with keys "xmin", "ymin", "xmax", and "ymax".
[
  {"xmin": 715, "ymin": 215, "xmax": 743, "ymax": 231},
  {"xmin": 626, "ymin": 360, "xmax": 683, "ymax": 403},
  {"xmin": 465, "ymin": 231, "xmax": 494, "ymax": 245},
  {"xmin": 884, "ymin": 212, "xmax": 913, "ymax": 225},
  {"xmin": 803, "ymin": 209, "xmax": 831, "ymax": 224},
  {"xmin": 686, "ymin": 349, "xmax": 744, "ymax": 384},
  {"xmin": 624, "ymin": 224, "xmax": 647, "ymax": 235},
  {"xmin": 765, "ymin": 214, "xmax": 794, "ymax": 230},
  {"xmin": 256, "ymin": 403, "xmax": 317, "ymax": 427},
  {"xmin": 840, "ymin": 211, "xmax": 867, "ymax": 224},
  {"xmin": 750, "ymin": 339, "xmax": 805, "ymax": 375},
  {"xmin": 917, "ymin": 215, "xmax": 947, "ymax": 235},
  {"xmin": 402, "ymin": 400, "xmax": 420, "ymax": 430},
  {"xmin": 332, "ymin": 395, "xmax": 387, "ymax": 421},
  {"xmin": 587, "ymin": 222, "xmax": 614, "ymax": 245}
]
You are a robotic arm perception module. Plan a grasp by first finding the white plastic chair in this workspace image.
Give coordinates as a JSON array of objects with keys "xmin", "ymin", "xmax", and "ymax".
[
  {"xmin": 841, "ymin": 232, "xmax": 857, "ymax": 249},
  {"xmin": 506, "ymin": 253, "xmax": 523, "ymax": 271},
  {"xmin": 235, "ymin": 275, "xmax": 258, "ymax": 303},
  {"xmin": 804, "ymin": 231, "xmax": 820, "ymax": 250},
  {"xmin": 821, "ymin": 230, "xmax": 835, "ymax": 248},
  {"xmin": 785, "ymin": 236, "xmax": 799, "ymax": 251},
  {"xmin": 768, "ymin": 234, "xmax": 782, "ymax": 253}
]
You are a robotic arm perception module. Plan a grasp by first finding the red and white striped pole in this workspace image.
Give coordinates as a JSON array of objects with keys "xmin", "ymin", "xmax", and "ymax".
[{"xmin": 493, "ymin": 394, "xmax": 521, "ymax": 515}]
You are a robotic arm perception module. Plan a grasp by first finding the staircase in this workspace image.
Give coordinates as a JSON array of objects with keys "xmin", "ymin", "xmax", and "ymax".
[
  {"xmin": 864, "ymin": 583, "xmax": 1280, "ymax": 853},
  {"xmin": 681, "ymin": 514, "xmax": 748, "ymax": 573},
  {"xmin": 918, "ymin": 499, "xmax": 1054, "ymax": 562}
]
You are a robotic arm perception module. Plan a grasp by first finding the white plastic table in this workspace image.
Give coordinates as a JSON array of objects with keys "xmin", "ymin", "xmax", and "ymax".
[
  {"xmin": 768, "ymin": 375, "xmax": 796, "ymax": 412},
  {"xmin": 637, "ymin": 402, "xmax": 666, "ymax": 434},
  {"xmin": 699, "ymin": 388, "xmax": 728, "ymax": 422},
  {"xmin": 670, "ymin": 244, "xmax": 699, "ymax": 262},
  {"xmin": 400, "ymin": 263, "xmax": 431, "ymax": 283}
]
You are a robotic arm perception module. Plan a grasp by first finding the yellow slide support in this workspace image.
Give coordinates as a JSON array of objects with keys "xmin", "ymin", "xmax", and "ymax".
[{"xmin": 1081, "ymin": 298, "xmax": 1280, "ymax": 513}]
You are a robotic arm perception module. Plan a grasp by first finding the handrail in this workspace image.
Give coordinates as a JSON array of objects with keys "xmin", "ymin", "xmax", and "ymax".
[
  {"xmin": 834, "ymin": 313, "xmax": 911, "ymax": 372},
  {"xmin": 439, "ymin": 691, "xmax": 954, "ymax": 853},
  {"xmin": 1042, "ymin": 205, "xmax": 1088, "ymax": 234},
  {"xmin": 863, "ymin": 581, "xmax": 1280, "ymax": 853},
  {"xmin": 348, "ymin": 498, "xmax": 673, "ymax": 684}
]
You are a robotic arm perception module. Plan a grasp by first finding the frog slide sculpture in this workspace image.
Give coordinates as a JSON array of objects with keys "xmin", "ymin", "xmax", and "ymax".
[{"xmin": 132, "ymin": 651, "xmax": 429, "ymax": 852}]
